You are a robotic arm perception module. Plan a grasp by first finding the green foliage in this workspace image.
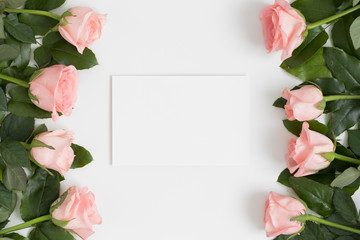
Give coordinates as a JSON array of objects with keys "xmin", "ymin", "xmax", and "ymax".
[
  {"xmin": 289, "ymin": 176, "xmax": 334, "ymax": 216},
  {"xmin": 4, "ymin": 14, "xmax": 35, "ymax": 44},
  {"xmin": 20, "ymin": 168, "xmax": 60, "ymax": 221},
  {"xmin": 0, "ymin": 140, "xmax": 30, "ymax": 168},
  {"xmin": 25, "ymin": 0, "xmax": 65, "ymax": 11},
  {"xmin": 28, "ymin": 222, "xmax": 75, "ymax": 240},
  {"xmin": 51, "ymin": 41, "xmax": 98, "ymax": 70},
  {"xmin": 71, "ymin": 144, "xmax": 93, "ymax": 169},
  {"xmin": 7, "ymin": 87, "xmax": 51, "ymax": 119},
  {"xmin": 0, "ymin": 182, "xmax": 16, "ymax": 223},
  {"xmin": 0, "ymin": 114, "xmax": 34, "ymax": 142},
  {"xmin": 18, "ymin": 14, "xmax": 57, "ymax": 36},
  {"xmin": 291, "ymin": 0, "xmax": 340, "ymax": 22},
  {"xmin": 282, "ymin": 119, "xmax": 329, "ymax": 136},
  {"xmin": 281, "ymin": 48, "xmax": 332, "ymax": 81},
  {"xmin": 285, "ymin": 27, "xmax": 329, "ymax": 68}
]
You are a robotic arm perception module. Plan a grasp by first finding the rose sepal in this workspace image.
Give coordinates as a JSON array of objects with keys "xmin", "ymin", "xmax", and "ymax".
[
  {"xmin": 52, "ymin": 217, "xmax": 72, "ymax": 228},
  {"xmin": 28, "ymin": 153, "xmax": 54, "ymax": 176},
  {"xmin": 30, "ymin": 139, "xmax": 55, "ymax": 150},
  {"xmin": 50, "ymin": 190, "xmax": 69, "ymax": 214},
  {"xmin": 59, "ymin": 11, "xmax": 73, "ymax": 26},
  {"xmin": 320, "ymin": 152, "xmax": 336, "ymax": 162}
]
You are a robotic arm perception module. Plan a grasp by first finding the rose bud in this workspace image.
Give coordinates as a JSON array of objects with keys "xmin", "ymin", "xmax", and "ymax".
[
  {"xmin": 30, "ymin": 130, "xmax": 75, "ymax": 175},
  {"xmin": 259, "ymin": 0, "xmax": 307, "ymax": 60},
  {"xmin": 58, "ymin": 7, "xmax": 107, "ymax": 54},
  {"xmin": 264, "ymin": 192, "xmax": 306, "ymax": 237},
  {"xmin": 286, "ymin": 122, "xmax": 334, "ymax": 177},
  {"xmin": 51, "ymin": 186, "xmax": 102, "ymax": 240},
  {"xmin": 29, "ymin": 65, "xmax": 79, "ymax": 121},
  {"xmin": 282, "ymin": 85, "xmax": 324, "ymax": 121}
]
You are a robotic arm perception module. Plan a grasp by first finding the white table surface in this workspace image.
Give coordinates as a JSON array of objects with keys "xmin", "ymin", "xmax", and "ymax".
[{"xmin": 14, "ymin": 0, "xmax": 318, "ymax": 239}]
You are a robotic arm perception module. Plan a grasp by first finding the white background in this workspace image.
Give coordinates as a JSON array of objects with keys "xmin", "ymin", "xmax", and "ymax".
[{"xmin": 13, "ymin": 0, "xmax": 315, "ymax": 239}]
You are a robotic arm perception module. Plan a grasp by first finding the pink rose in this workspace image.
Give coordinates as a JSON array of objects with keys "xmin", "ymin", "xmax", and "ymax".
[
  {"xmin": 51, "ymin": 186, "xmax": 102, "ymax": 240},
  {"xmin": 264, "ymin": 192, "xmax": 305, "ymax": 237},
  {"xmin": 259, "ymin": 0, "xmax": 307, "ymax": 60},
  {"xmin": 58, "ymin": 7, "xmax": 107, "ymax": 54},
  {"xmin": 287, "ymin": 122, "xmax": 334, "ymax": 177},
  {"xmin": 29, "ymin": 65, "xmax": 79, "ymax": 121},
  {"xmin": 282, "ymin": 85, "xmax": 324, "ymax": 121},
  {"xmin": 30, "ymin": 130, "xmax": 75, "ymax": 175}
]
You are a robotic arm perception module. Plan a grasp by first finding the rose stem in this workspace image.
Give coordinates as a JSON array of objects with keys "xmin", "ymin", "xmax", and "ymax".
[
  {"xmin": 334, "ymin": 153, "xmax": 360, "ymax": 165},
  {"xmin": 323, "ymin": 95, "xmax": 360, "ymax": 102},
  {"xmin": 0, "ymin": 74, "xmax": 30, "ymax": 88},
  {"xmin": 0, "ymin": 215, "xmax": 51, "ymax": 235},
  {"xmin": 307, "ymin": 4, "xmax": 360, "ymax": 30},
  {"xmin": 4, "ymin": 8, "xmax": 61, "ymax": 21},
  {"xmin": 292, "ymin": 214, "xmax": 360, "ymax": 234}
]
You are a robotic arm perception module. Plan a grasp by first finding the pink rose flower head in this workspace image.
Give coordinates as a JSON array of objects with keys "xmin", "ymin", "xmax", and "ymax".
[
  {"xmin": 282, "ymin": 85, "xmax": 324, "ymax": 121},
  {"xmin": 59, "ymin": 7, "xmax": 107, "ymax": 54},
  {"xmin": 259, "ymin": 0, "xmax": 307, "ymax": 60},
  {"xmin": 51, "ymin": 186, "xmax": 102, "ymax": 240},
  {"xmin": 29, "ymin": 65, "xmax": 79, "ymax": 121},
  {"xmin": 30, "ymin": 130, "xmax": 75, "ymax": 175},
  {"xmin": 264, "ymin": 192, "xmax": 306, "ymax": 237},
  {"xmin": 286, "ymin": 122, "xmax": 334, "ymax": 177}
]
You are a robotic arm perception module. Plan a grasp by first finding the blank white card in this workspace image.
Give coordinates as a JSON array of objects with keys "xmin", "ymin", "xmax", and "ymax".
[{"xmin": 112, "ymin": 76, "xmax": 250, "ymax": 166}]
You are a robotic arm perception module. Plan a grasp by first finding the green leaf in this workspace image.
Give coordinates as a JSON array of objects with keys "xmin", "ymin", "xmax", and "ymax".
[
  {"xmin": 325, "ymin": 213, "xmax": 358, "ymax": 236},
  {"xmin": 0, "ymin": 181, "xmax": 16, "ymax": 223},
  {"xmin": 4, "ymin": 0, "xmax": 26, "ymax": 8},
  {"xmin": 3, "ymin": 165, "xmax": 27, "ymax": 191},
  {"xmin": 291, "ymin": 0, "xmax": 339, "ymax": 22},
  {"xmin": 30, "ymin": 139, "xmax": 54, "ymax": 150},
  {"xmin": 285, "ymin": 27, "xmax": 329, "ymax": 68},
  {"xmin": 355, "ymin": 0, "xmax": 360, "ymax": 6},
  {"xmin": 28, "ymin": 124, "xmax": 47, "ymax": 142},
  {"xmin": 28, "ymin": 222, "xmax": 75, "ymax": 240},
  {"xmin": 71, "ymin": 144, "xmax": 93, "ymax": 169},
  {"xmin": 289, "ymin": 176, "xmax": 334, "ymax": 216},
  {"xmin": 350, "ymin": 16, "xmax": 360, "ymax": 50},
  {"xmin": 0, "ymin": 88, "xmax": 7, "ymax": 111},
  {"xmin": 34, "ymin": 47, "xmax": 51, "ymax": 68},
  {"xmin": 275, "ymin": 222, "xmax": 328, "ymax": 240},
  {"xmin": 0, "ymin": 113, "xmax": 34, "ymax": 142},
  {"xmin": 348, "ymin": 130, "xmax": 360, "ymax": 156},
  {"xmin": 0, "ymin": 17, "xmax": 5, "ymax": 39},
  {"xmin": 333, "ymin": 188, "xmax": 358, "ymax": 224},
  {"xmin": 323, "ymin": 47, "xmax": 360, "ymax": 90},
  {"xmin": 3, "ymin": 233, "xmax": 28, "ymax": 240},
  {"xmin": 52, "ymin": 41, "xmax": 98, "ymax": 70},
  {"xmin": 311, "ymin": 78, "xmax": 346, "ymax": 95},
  {"xmin": 331, "ymin": 167, "xmax": 360, "ymax": 188},
  {"xmin": 283, "ymin": 119, "xmax": 329, "ymax": 137},
  {"xmin": 25, "ymin": 0, "xmax": 65, "ymax": 11},
  {"xmin": 0, "ymin": 44, "xmax": 19, "ymax": 61},
  {"xmin": 20, "ymin": 168, "xmax": 60, "ymax": 222},
  {"xmin": 277, "ymin": 168, "xmax": 291, "ymax": 187},
  {"xmin": 8, "ymin": 101, "xmax": 52, "ymax": 119},
  {"xmin": 329, "ymin": 100, "xmax": 360, "ymax": 136},
  {"xmin": 8, "ymin": 87, "xmax": 51, "ymax": 119},
  {"xmin": 281, "ymin": 48, "xmax": 332, "ymax": 81},
  {"xmin": 0, "ymin": 140, "xmax": 30, "ymax": 168},
  {"xmin": 5, "ymin": 35, "xmax": 31, "ymax": 70},
  {"xmin": 18, "ymin": 14, "xmax": 57, "ymax": 36},
  {"xmin": 273, "ymin": 97, "xmax": 286, "ymax": 108},
  {"xmin": 4, "ymin": 14, "xmax": 35, "ymax": 44}
]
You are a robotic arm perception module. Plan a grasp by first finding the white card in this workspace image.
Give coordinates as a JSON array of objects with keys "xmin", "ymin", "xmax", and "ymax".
[{"xmin": 112, "ymin": 76, "xmax": 250, "ymax": 166}]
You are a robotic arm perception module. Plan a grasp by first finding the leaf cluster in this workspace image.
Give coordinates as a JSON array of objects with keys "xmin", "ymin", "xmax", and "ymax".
[
  {"xmin": 0, "ymin": 0, "xmax": 98, "ymax": 239},
  {"xmin": 274, "ymin": 0, "xmax": 360, "ymax": 238}
]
